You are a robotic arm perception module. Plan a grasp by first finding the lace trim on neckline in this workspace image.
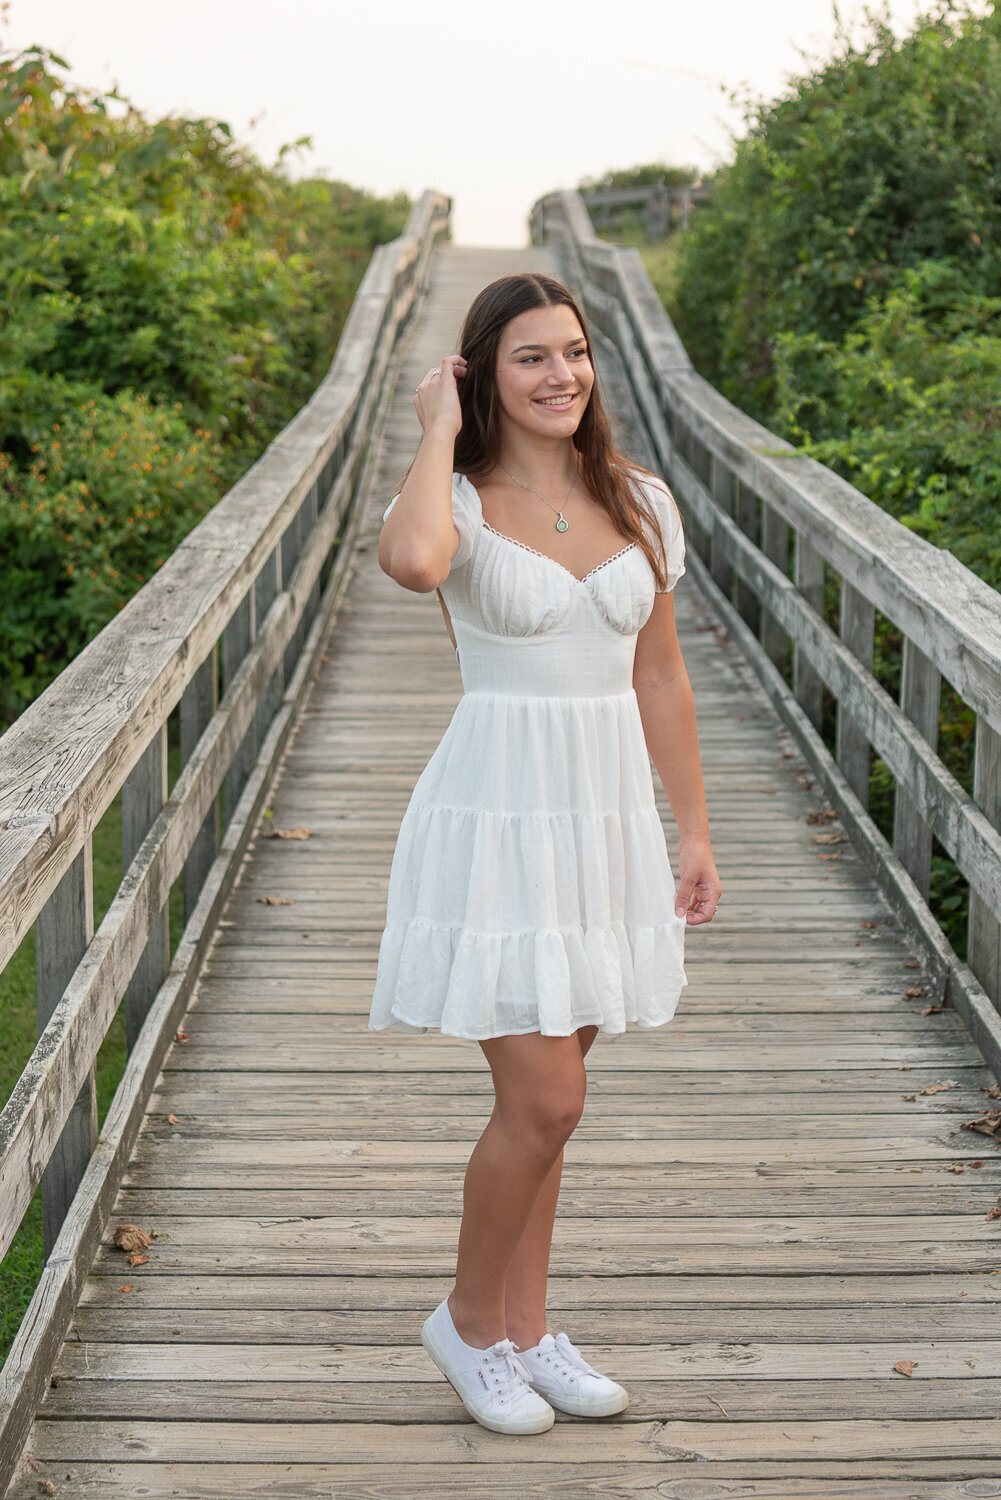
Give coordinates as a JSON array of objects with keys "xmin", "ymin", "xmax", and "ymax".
[{"xmin": 480, "ymin": 521, "xmax": 638, "ymax": 583}]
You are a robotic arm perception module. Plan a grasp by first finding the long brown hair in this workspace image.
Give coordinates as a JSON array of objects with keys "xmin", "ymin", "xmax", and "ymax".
[{"xmin": 453, "ymin": 272, "xmax": 669, "ymax": 588}]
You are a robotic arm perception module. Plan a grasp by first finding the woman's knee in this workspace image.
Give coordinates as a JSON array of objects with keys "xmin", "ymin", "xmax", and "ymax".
[{"xmin": 483, "ymin": 1033, "xmax": 587, "ymax": 1156}]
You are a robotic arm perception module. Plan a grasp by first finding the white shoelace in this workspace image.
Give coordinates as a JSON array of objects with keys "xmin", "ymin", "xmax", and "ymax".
[
  {"xmin": 481, "ymin": 1337, "xmax": 536, "ymax": 1403},
  {"xmin": 537, "ymin": 1333, "xmax": 600, "ymax": 1382}
]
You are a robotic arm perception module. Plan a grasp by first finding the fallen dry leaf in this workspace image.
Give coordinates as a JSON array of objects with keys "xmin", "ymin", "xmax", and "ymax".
[
  {"xmin": 258, "ymin": 895, "xmax": 295, "ymax": 905},
  {"xmin": 128, "ymin": 1252, "xmax": 150, "ymax": 1268},
  {"xmin": 902, "ymin": 1093, "xmax": 917, "ymax": 1102},
  {"xmin": 920, "ymin": 1005, "xmax": 944, "ymax": 1016},
  {"xmin": 113, "ymin": 1224, "xmax": 151, "ymax": 1253},
  {"xmin": 899, "ymin": 1064, "xmax": 912, "ymax": 1071},
  {"xmin": 904, "ymin": 986, "xmax": 929, "ymax": 999},
  {"xmin": 174, "ymin": 1031, "xmax": 190, "ymax": 1044},
  {"xmin": 893, "ymin": 1359, "xmax": 917, "ymax": 1376},
  {"xmin": 970, "ymin": 1160, "xmax": 984, "ymax": 1168},
  {"xmin": 985, "ymin": 1084, "xmax": 1001, "ymax": 1100},
  {"xmin": 947, "ymin": 1164, "xmax": 965, "ymax": 1173},
  {"xmin": 903, "ymin": 960, "xmax": 920, "ymax": 969},
  {"xmin": 818, "ymin": 852, "xmax": 842, "ymax": 861},
  {"xmin": 806, "ymin": 809, "xmax": 835, "ymax": 825},
  {"xmin": 860, "ymin": 921, "xmax": 878, "ymax": 929},
  {"xmin": 921, "ymin": 1080, "xmax": 957, "ymax": 1095},
  {"xmin": 36, "ymin": 1481, "xmax": 56, "ymax": 1495},
  {"xmin": 961, "ymin": 1109, "xmax": 1001, "ymax": 1141},
  {"xmin": 118, "ymin": 1283, "xmax": 133, "ymax": 1293},
  {"xmin": 988, "ymin": 1207, "xmax": 1001, "ymax": 1221},
  {"xmin": 812, "ymin": 831, "xmax": 846, "ymax": 845},
  {"xmin": 262, "ymin": 826, "xmax": 313, "ymax": 840}
]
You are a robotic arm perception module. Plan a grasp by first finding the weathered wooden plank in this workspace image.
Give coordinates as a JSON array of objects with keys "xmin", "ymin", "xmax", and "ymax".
[
  {"xmin": 20, "ymin": 1416, "xmax": 1001, "ymax": 1463},
  {"xmin": 892, "ymin": 639, "xmax": 941, "ymax": 899},
  {"xmin": 34, "ymin": 1376, "xmax": 1001, "ymax": 1423},
  {"xmin": 969, "ymin": 716, "xmax": 1001, "ymax": 1007},
  {"xmin": 179, "ymin": 650, "xmax": 218, "ymax": 922},
  {"xmin": 10, "ymin": 1461, "xmax": 1001, "ymax": 1497},
  {"xmin": 50, "ymin": 1339, "xmax": 1001, "ymax": 1383},
  {"xmin": 32, "ymin": 843, "xmax": 97, "ymax": 1257},
  {"xmin": 836, "ymin": 582, "xmax": 875, "ymax": 807},
  {"xmin": 67, "ymin": 1303, "xmax": 1001, "ymax": 1345},
  {"xmin": 121, "ymin": 725, "xmax": 170, "ymax": 1053},
  {"xmin": 77, "ymin": 1270, "xmax": 1001, "ymax": 1311}
]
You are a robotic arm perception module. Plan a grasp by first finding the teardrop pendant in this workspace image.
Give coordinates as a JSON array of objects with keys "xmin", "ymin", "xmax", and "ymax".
[{"xmin": 555, "ymin": 516, "xmax": 569, "ymax": 533}]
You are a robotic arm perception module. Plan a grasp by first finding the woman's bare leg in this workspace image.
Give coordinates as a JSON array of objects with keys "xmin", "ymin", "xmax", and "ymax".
[
  {"xmin": 446, "ymin": 1029, "xmax": 593, "ymax": 1350},
  {"xmin": 504, "ymin": 1025, "xmax": 599, "ymax": 1349}
]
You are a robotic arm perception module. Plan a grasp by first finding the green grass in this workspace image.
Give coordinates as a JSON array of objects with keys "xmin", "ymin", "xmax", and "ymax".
[{"xmin": 0, "ymin": 736, "xmax": 186, "ymax": 1367}]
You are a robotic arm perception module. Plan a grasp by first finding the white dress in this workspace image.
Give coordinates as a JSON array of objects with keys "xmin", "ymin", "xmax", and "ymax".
[{"xmin": 368, "ymin": 470, "xmax": 688, "ymax": 1040}]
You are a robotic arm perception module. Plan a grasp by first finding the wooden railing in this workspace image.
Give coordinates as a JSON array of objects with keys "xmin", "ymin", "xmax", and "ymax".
[
  {"xmin": 532, "ymin": 188, "xmax": 1001, "ymax": 1077},
  {"xmin": 0, "ymin": 189, "xmax": 450, "ymax": 1482},
  {"xmin": 575, "ymin": 183, "xmax": 710, "ymax": 238}
]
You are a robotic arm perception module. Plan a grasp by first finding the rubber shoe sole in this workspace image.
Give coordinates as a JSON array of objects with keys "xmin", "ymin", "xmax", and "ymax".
[
  {"xmin": 530, "ymin": 1381, "xmax": 629, "ymax": 1417},
  {"xmin": 420, "ymin": 1316, "xmax": 555, "ymax": 1435}
]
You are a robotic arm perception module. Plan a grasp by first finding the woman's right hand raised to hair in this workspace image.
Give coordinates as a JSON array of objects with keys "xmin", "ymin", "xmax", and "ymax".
[{"xmin": 414, "ymin": 355, "xmax": 466, "ymax": 438}]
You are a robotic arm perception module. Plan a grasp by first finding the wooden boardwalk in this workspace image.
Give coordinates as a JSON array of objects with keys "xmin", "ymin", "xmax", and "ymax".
[{"xmin": 8, "ymin": 246, "xmax": 1001, "ymax": 1497}]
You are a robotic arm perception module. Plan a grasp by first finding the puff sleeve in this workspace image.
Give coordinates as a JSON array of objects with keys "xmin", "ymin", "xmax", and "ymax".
[
  {"xmin": 641, "ymin": 475, "xmax": 686, "ymax": 593},
  {"xmin": 382, "ymin": 472, "xmax": 481, "ymax": 569}
]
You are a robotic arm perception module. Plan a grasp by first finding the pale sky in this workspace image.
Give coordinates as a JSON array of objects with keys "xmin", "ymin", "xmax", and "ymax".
[{"xmin": 7, "ymin": 0, "xmax": 939, "ymax": 244}]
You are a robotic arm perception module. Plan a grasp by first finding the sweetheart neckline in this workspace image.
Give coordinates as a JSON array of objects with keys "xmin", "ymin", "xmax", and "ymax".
[{"xmin": 479, "ymin": 521, "xmax": 639, "ymax": 584}]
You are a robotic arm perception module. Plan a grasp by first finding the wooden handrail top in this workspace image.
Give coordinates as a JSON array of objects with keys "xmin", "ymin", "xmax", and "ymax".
[{"xmin": 0, "ymin": 191, "xmax": 451, "ymax": 968}]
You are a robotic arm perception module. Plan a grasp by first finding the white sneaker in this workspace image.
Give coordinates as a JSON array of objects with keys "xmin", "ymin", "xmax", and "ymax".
[
  {"xmin": 420, "ymin": 1299, "xmax": 555, "ymax": 1435},
  {"xmin": 518, "ymin": 1331, "xmax": 629, "ymax": 1417}
]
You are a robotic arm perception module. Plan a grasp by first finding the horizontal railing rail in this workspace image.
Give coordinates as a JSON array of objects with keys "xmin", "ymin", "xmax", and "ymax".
[
  {"xmin": 0, "ymin": 189, "xmax": 450, "ymax": 1488},
  {"xmin": 532, "ymin": 187, "xmax": 1001, "ymax": 1078},
  {"xmin": 556, "ymin": 183, "xmax": 711, "ymax": 238}
]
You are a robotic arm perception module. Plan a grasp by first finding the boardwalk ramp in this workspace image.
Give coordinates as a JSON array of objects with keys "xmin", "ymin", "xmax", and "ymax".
[{"xmin": 3, "ymin": 228, "xmax": 1001, "ymax": 1496}]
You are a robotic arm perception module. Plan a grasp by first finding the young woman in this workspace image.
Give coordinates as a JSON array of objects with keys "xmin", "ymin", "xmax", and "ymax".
[{"xmin": 370, "ymin": 272, "xmax": 720, "ymax": 1435}]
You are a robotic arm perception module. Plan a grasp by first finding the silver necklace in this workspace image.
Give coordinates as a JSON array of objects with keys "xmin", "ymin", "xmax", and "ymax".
[{"xmin": 498, "ymin": 461, "xmax": 578, "ymax": 533}]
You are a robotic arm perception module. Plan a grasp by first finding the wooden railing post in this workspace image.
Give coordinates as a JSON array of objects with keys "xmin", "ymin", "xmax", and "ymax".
[
  {"xmin": 282, "ymin": 512, "xmax": 303, "ymax": 685},
  {"xmin": 222, "ymin": 587, "xmax": 256, "ymax": 825},
  {"xmin": 122, "ymin": 726, "xmax": 170, "ymax": 1052},
  {"xmin": 793, "ymin": 533, "xmax": 825, "ymax": 731},
  {"xmin": 760, "ymin": 502, "xmax": 789, "ymax": 671},
  {"xmin": 836, "ymin": 582, "xmax": 875, "ymax": 808},
  {"xmin": 968, "ymin": 717, "xmax": 1001, "ymax": 1008},
  {"xmin": 710, "ymin": 454, "xmax": 734, "ymax": 598},
  {"xmin": 180, "ymin": 651, "xmax": 219, "ymax": 923},
  {"xmin": 255, "ymin": 544, "xmax": 283, "ymax": 748},
  {"xmin": 892, "ymin": 641, "xmax": 941, "ymax": 900},
  {"xmin": 35, "ymin": 843, "xmax": 97, "ymax": 1255},
  {"xmin": 735, "ymin": 482, "xmax": 760, "ymax": 632}
]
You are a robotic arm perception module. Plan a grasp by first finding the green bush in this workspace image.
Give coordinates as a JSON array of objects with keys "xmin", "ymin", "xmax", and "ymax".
[
  {"xmin": 0, "ymin": 43, "xmax": 409, "ymax": 725},
  {"xmin": 669, "ymin": 3, "xmax": 1001, "ymax": 426}
]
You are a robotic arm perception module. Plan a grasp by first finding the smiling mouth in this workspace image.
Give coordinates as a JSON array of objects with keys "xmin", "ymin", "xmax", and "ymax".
[{"xmin": 535, "ymin": 393, "xmax": 578, "ymax": 409}]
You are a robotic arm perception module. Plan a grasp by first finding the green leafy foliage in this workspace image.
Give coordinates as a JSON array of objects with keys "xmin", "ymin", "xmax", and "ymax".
[
  {"xmin": 0, "ymin": 43, "xmax": 409, "ymax": 724},
  {"xmin": 670, "ymin": 3, "xmax": 1001, "ymax": 429}
]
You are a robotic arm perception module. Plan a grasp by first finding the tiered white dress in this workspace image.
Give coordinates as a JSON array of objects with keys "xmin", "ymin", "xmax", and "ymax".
[{"xmin": 368, "ymin": 469, "xmax": 688, "ymax": 1040}]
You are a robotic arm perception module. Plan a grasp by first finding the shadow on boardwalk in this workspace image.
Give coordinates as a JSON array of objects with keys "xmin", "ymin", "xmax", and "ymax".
[{"xmin": 9, "ymin": 247, "xmax": 1001, "ymax": 1498}]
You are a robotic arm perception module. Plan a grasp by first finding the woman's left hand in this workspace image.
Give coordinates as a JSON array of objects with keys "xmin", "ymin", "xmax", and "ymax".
[{"xmin": 675, "ymin": 835, "xmax": 722, "ymax": 926}]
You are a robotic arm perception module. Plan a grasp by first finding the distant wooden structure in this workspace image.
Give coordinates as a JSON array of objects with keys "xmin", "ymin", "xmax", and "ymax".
[
  {"xmin": 2, "ymin": 191, "xmax": 1001, "ymax": 1494},
  {"xmin": 576, "ymin": 183, "xmax": 711, "ymax": 238}
]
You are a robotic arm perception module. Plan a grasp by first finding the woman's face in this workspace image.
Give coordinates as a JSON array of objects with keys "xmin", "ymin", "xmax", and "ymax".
[{"xmin": 493, "ymin": 303, "xmax": 594, "ymax": 442}]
